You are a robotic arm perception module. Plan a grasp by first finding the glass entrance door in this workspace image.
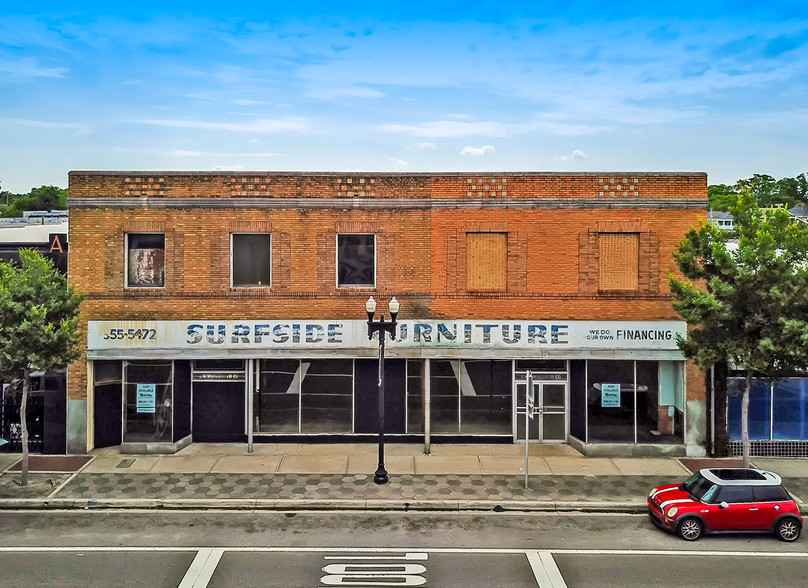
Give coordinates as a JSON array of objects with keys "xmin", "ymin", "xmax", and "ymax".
[{"xmin": 515, "ymin": 371, "xmax": 568, "ymax": 443}]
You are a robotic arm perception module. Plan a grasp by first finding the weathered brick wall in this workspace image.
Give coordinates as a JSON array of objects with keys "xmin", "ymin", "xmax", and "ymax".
[{"xmin": 67, "ymin": 171, "xmax": 707, "ymax": 404}]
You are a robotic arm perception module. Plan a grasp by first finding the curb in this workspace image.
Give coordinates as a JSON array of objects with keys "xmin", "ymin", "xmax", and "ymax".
[{"xmin": 0, "ymin": 498, "xmax": 648, "ymax": 513}]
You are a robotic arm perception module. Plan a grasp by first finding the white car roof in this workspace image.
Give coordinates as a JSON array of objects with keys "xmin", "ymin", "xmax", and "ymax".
[{"xmin": 699, "ymin": 468, "xmax": 782, "ymax": 486}]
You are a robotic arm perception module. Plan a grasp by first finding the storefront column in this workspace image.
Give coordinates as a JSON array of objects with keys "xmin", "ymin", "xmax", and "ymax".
[
  {"xmin": 423, "ymin": 358, "xmax": 431, "ymax": 455},
  {"xmin": 246, "ymin": 359, "xmax": 254, "ymax": 453}
]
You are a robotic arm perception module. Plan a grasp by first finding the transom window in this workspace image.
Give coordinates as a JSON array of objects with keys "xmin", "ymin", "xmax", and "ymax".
[
  {"xmin": 337, "ymin": 234, "xmax": 375, "ymax": 287},
  {"xmin": 232, "ymin": 233, "xmax": 271, "ymax": 287},
  {"xmin": 126, "ymin": 233, "xmax": 165, "ymax": 288}
]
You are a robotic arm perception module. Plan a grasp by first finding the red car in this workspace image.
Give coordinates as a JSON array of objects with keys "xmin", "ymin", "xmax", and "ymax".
[{"xmin": 648, "ymin": 468, "xmax": 803, "ymax": 541}]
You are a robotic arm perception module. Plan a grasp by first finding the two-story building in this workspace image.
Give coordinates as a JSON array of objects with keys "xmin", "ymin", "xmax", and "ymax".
[{"xmin": 67, "ymin": 171, "xmax": 708, "ymax": 456}]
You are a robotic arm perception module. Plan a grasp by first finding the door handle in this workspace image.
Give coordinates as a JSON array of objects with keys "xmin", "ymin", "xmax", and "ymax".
[{"xmin": 749, "ymin": 508, "xmax": 758, "ymax": 511}]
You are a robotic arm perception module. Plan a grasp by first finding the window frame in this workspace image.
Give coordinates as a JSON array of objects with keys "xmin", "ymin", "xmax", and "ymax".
[
  {"xmin": 230, "ymin": 232, "xmax": 272, "ymax": 288},
  {"xmin": 336, "ymin": 233, "xmax": 376, "ymax": 288},
  {"xmin": 125, "ymin": 232, "xmax": 166, "ymax": 289}
]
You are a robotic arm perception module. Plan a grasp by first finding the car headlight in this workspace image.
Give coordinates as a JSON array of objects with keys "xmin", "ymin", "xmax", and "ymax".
[
  {"xmin": 649, "ymin": 488, "xmax": 657, "ymax": 497},
  {"xmin": 666, "ymin": 506, "xmax": 679, "ymax": 518}
]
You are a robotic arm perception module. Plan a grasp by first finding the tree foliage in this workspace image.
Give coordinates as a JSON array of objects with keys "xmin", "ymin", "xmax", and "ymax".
[
  {"xmin": 0, "ymin": 185, "xmax": 68, "ymax": 217},
  {"xmin": 708, "ymin": 172, "xmax": 808, "ymax": 211},
  {"xmin": 670, "ymin": 191, "xmax": 808, "ymax": 464},
  {"xmin": 0, "ymin": 250, "xmax": 84, "ymax": 484}
]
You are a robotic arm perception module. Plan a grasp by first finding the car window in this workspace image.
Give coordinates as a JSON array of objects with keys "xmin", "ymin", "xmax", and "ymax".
[
  {"xmin": 716, "ymin": 485, "xmax": 754, "ymax": 503},
  {"xmin": 683, "ymin": 474, "xmax": 716, "ymax": 501},
  {"xmin": 752, "ymin": 485, "xmax": 790, "ymax": 502},
  {"xmin": 701, "ymin": 485, "xmax": 718, "ymax": 503}
]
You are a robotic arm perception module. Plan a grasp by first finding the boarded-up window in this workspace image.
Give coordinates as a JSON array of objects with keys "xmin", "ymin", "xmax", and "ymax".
[
  {"xmin": 467, "ymin": 232, "xmax": 507, "ymax": 291},
  {"xmin": 599, "ymin": 233, "xmax": 639, "ymax": 290}
]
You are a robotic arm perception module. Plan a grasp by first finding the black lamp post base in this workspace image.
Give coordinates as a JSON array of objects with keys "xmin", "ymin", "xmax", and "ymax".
[{"xmin": 374, "ymin": 466, "xmax": 389, "ymax": 484}]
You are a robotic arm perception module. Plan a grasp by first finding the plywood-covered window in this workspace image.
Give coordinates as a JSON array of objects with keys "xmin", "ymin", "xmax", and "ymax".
[
  {"xmin": 467, "ymin": 232, "xmax": 507, "ymax": 291},
  {"xmin": 599, "ymin": 233, "xmax": 639, "ymax": 290}
]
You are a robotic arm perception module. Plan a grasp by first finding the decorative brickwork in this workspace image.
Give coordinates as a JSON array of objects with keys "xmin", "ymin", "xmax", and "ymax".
[
  {"xmin": 230, "ymin": 176, "xmax": 272, "ymax": 197},
  {"xmin": 337, "ymin": 177, "xmax": 377, "ymax": 197},
  {"xmin": 124, "ymin": 176, "xmax": 166, "ymax": 196}
]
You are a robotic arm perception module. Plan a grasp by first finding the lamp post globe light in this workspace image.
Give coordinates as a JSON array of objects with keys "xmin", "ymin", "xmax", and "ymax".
[{"xmin": 365, "ymin": 295, "xmax": 399, "ymax": 484}]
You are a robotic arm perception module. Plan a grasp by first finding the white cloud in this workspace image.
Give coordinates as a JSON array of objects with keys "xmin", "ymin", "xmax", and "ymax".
[
  {"xmin": 406, "ymin": 141, "xmax": 436, "ymax": 152},
  {"xmin": 249, "ymin": 138, "xmax": 261, "ymax": 144},
  {"xmin": 461, "ymin": 145, "xmax": 496, "ymax": 157},
  {"xmin": 0, "ymin": 58, "xmax": 68, "ymax": 79},
  {"xmin": 390, "ymin": 158, "xmax": 409, "ymax": 168},
  {"xmin": 135, "ymin": 117, "xmax": 309, "ymax": 133},
  {"xmin": 556, "ymin": 149, "xmax": 588, "ymax": 161},
  {"xmin": 310, "ymin": 86, "xmax": 384, "ymax": 99},
  {"xmin": 379, "ymin": 120, "xmax": 515, "ymax": 138},
  {"xmin": 0, "ymin": 118, "xmax": 89, "ymax": 136},
  {"xmin": 170, "ymin": 150, "xmax": 281, "ymax": 157},
  {"xmin": 232, "ymin": 99, "xmax": 265, "ymax": 106},
  {"xmin": 211, "ymin": 165, "xmax": 246, "ymax": 171}
]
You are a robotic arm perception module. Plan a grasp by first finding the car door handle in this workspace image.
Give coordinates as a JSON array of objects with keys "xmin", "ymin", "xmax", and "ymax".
[{"xmin": 749, "ymin": 508, "xmax": 758, "ymax": 511}]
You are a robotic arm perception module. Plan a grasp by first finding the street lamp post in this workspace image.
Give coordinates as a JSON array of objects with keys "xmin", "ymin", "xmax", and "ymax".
[{"xmin": 365, "ymin": 295, "xmax": 400, "ymax": 485}]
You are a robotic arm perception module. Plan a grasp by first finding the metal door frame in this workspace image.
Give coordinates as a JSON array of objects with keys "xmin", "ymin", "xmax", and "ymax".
[{"xmin": 514, "ymin": 366, "xmax": 569, "ymax": 443}]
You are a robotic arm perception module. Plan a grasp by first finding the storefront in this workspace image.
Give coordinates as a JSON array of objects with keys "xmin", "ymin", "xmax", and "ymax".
[{"xmin": 86, "ymin": 318, "xmax": 689, "ymax": 455}]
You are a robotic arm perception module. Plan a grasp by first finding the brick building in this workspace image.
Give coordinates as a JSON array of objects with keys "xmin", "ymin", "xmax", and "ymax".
[{"xmin": 67, "ymin": 171, "xmax": 708, "ymax": 456}]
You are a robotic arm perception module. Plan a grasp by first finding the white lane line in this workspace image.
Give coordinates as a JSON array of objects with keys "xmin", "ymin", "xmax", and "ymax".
[
  {"xmin": 0, "ymin": 547, "xmax": 806, "ymax": 558},
  {"xmin": 526, "ymin": 550, "xmax": 568, "ymax": 588},
  {"xmin": 178, "ymin": 548, "xmax": 224, "ymax": 588}
]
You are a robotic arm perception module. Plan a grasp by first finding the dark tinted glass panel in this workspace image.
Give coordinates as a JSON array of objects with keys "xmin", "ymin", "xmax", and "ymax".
[
  {"xmin": 431, "ymin": 360, "xmax": 459, "ymax": 433},
  {"xmin": 717, "ymin": 485, "xmax": 754, "ymax": 503},
  {"xmin": 407, "ymin": 360, "xmax": 424, "ymax": 433},
  {"xmin": 753, "ymin": 485, "xmax": 790, "ymax": 501},
  {"xmin": 337, "ymin": 234, "xmax": 375, "ymax": 286},
  {"xmin": 713, "ymin": 469, "xmax": 766, "ymax": 481},
  {"xmin": 232, "ymin": 234, "xmax": 270, "ymax": 287},
  {"xmin": 300, "ymin": 359, "xmax": 352, "ymax": 432},
  {"xmin": 636, "ymin": 361, "xmax": 660, "ymax": 443},
  {"xmin": 123, "ymin": 361, "xmax": 172, "ymax": 442},
  {"xmin": 728, "ymin": 378, "xmax": 772, "ymax": 440},
  {"xmin": 460, "ymin": 360, "xmax": 511, "ymax": 434},
  {"xmin": 194, "ymin": 359, "xmax": 245, "ymax": 371},
  {"xmin": 256, "ymin": 359, "xmax": 299, "ymax": 433},
  {"xmin": 773, "ymin": 379, "xmax": 808, "ymax": 440},
  {"xmin": 587, "ymin": 360, "xmax": 635, "ymax": 442},
  {"xmin": 94, "ymin": 360, "xmax": 122, "ymax": 384},
  {"xmin": 516, "ymin": 360, "xmax": 566, "ymax": 371}
]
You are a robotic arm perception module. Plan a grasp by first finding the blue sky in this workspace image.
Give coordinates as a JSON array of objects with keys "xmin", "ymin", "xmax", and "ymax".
[{"xmin": 1, "ymin": 1, "xmax": 807, "ymax": 192}]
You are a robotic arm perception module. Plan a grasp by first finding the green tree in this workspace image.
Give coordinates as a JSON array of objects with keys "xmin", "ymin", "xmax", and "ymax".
[
  {"xmin": 669, "ymin": 191, "xmax": 808, "ymax": 466},
  {"xmin": 707, "ymin": 184, "xmax": 738, "ymax": 211},
  {"xmin": 0, "ymin": 250, "xmax": 84, "ymax": 485},
  {"xmin": 0, "ymin": 185, "xmax": 67, "ymax": 218}
]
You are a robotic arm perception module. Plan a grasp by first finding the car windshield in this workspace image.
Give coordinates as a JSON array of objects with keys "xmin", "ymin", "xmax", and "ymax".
[{"xmin": 682, "ymin": 473, "xmax": 716, "ymax": 502}]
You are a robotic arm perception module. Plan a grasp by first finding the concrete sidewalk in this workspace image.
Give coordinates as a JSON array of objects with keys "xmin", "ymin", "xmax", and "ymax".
[{"xmin": 1, "ymin": 444, "xmax": 807, "ymax": 512}]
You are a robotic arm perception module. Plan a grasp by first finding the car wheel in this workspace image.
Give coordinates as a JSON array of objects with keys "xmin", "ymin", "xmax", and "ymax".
[
  {"xmin": 775, "ymin": 518, "xmax": 802, "ymax": 542},
  {"xmin": 676, "ymin": 517, "xmax": 704, "ymax": 541}
]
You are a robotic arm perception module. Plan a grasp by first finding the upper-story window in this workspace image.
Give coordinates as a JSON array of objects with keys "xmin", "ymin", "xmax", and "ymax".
[
  {"xmin": 598, "ymin": 232, "xmax": 639, "ymax": 291},
  {"xmin": 337, "ymin": 234, "xmax": 375, "ymax": 287},
  {"xmin": 232, "ymin": 233, "xmax": 271, "ymax": 287},
  {"xmin": 466, "ymin": 232, "xmax": 507, "ymax": 291},
  {"xmin": 126, "ymin": 233, "xmax": 165, "ymax": 288}
]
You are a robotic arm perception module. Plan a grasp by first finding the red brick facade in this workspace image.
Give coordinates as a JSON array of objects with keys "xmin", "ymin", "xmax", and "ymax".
[{"xmin": 68, "ymin": 171, "xmax": 707, "ymax": 452}]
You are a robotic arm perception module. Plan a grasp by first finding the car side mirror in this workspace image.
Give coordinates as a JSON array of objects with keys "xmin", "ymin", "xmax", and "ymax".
[{"xmin": 719, "ymin": 501, "xmax": 729, "ymax": 509}]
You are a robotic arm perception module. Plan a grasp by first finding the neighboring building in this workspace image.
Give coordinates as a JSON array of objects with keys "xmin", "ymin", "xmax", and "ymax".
[
  {"xmin": 67, "ymin": 171, "xmax": 708, "ymax": 456},
  {"xmin": 707, "ymin": 210, "xmax": 734, "ymax": 231},
  {"xmin": 0, "ymin": 219, "xmax": 70, "ymax": 453}
]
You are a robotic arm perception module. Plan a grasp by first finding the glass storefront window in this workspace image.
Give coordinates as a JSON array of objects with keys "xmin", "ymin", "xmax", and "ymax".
[
  {"xmin": 773, "ymin": 379, "xmax": 808, "ymax": 440},
  {"xmin": 257, "ymin": 359, "xmax": 300, "ymax": 433},
  {"xmin": 460, "ymin": 360, "xmax": 512, "ymax": 434},
  {"xmin": 430, "ymin": 360, "xmax": 460, "ymax": 433},
  {"xmin": 123, "ymin": 361, "xmax": 173, "ymax": 443},
  {"xmin": 587, "ymin": 360, "xmax": 636, "ymax": 443},
  {"xmin": 407, "ymin": 360, "xmax": 424, "ymax": 433},
  {"xmin": 728, "ymin": 378, "xmax": 772, "ymax": 440},
  {"xmin": 300, "ymin": 359, "xmax": 353, "ymax": 433}
]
